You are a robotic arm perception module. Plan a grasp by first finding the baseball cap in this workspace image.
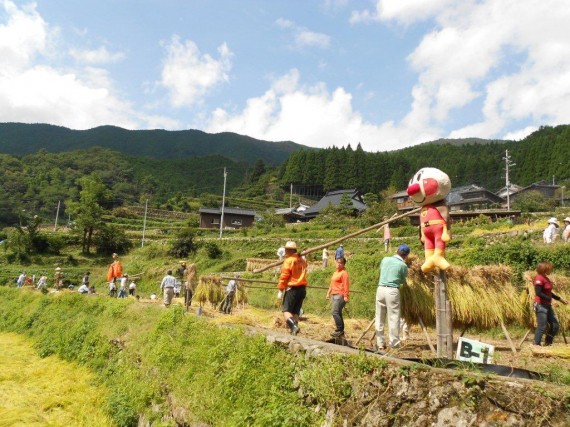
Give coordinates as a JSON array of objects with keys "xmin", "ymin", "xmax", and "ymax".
[{"xmin": 397, "ymin": 244, "xmax": 411, "ymax": 255}]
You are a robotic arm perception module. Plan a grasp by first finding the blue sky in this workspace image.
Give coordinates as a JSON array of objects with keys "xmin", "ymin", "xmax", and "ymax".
[{"xmin": 1, "ymin": 0, "xmax": 569, "ymax": 152}]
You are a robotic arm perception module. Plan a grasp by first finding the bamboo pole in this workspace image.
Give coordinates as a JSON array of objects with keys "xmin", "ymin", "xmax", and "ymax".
[
  {"xmin": 500, "ymin": 321, "xmax": 517, "ymax": 355},
  {"xmin": 252, "ymin": 207, "xmax": 421, "ymax": 273},
  {"xmin": 354, "ymin": 319, "xmax": 375, "ymax": 346},
  {"xmin": 220, "ymin": 276, "xmax": 364, "ymax": 293},
  {"xmin": 446, "ymin": 300, "xmax": 454, "ymax": 358},
  {"xmin": 517, "ymin": 328, "xmax": 532, "ymax": 349},
  {"xmin": 434, "ymin": 271, "xmax": 451, "ymax": 358},
  {"xmin": 418, "ymin": 316, "xmax": 436, "ymax": 354}
]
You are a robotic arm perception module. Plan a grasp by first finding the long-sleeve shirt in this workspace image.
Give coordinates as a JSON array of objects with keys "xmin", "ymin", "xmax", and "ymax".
[
  {"xmin": 534, "ymin": 274, "xmax": 562, "ymax": 305},
  {"xmin": 543, "ymin": 224, "xmax": 558, "ymax": 243},
  {"xmin": 379, "ymin": 255, "xmax": 408, "ymax": 288},
  {"xmin": 328, "ymin": 269, "xmax": 350, "ymax": 299},
  {"xmin": 161, "ymin": 274, "xmax": 176, "ymax": 289},
  {"xmin": 278, "ymin": 253, "xmax": 308, "ymax": 291}
]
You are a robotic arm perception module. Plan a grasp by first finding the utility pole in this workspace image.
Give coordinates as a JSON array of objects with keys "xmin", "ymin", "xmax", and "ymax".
[
  {"xmin": 503, "ymin": 150, "xmax": 515, "ymax": 211},
  {"xmin": 219, "ymin": 168, "xmax": 227, "ymax": 239},
  {"xmin": 289, "ymin": 183, "xmax": 293, "ymax": 208},
  {"xmin": 54, "ymin": 200, "xmax": 61, "ymax": 231},
  {"xmin": 141, "ymin": 199, "xmax": 148, "ymax": 248}
]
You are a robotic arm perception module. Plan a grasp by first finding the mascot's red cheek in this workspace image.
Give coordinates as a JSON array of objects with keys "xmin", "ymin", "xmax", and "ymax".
[{"xmin": 422, "ymin": 178, "xmax": 439, "ymax": 196}]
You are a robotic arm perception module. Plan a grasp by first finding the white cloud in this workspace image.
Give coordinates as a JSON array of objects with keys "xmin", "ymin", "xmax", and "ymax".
[
  {"xmin": 0, "ymin": 0, "xmax": 50, "ymax": 72},
  {"xmin": 159, "ymin": 36, "xmax": 233, "ymax": 108},
  {"xmin": 69, "ymin": 46, "xmax": 125, "ymax": 64},
  {"xmin": 0, "ymin": 1, "xmax": 175, "ymax": 130},
  {"xmin": 350, "ymin": 0, "xmax": 454, "ymax": 24},
  {"xmin": 204, "ymin": 69, "xmax": 438, "ymax": 151},
  {"xmin": 351, "ymin": 0, "xmax": 570, "ymax": 142},
  {"xmin": 276, "ymin": 18, "xmax": 330, "ymax": 49},
  {"xmin": 502, "ymin": 126, "xmax": 537, "ymax": 141}
]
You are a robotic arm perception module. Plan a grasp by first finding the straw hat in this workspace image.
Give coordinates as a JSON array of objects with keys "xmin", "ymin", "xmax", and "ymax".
[
  {"xmin": 548, "ymin": 217, "xmax": 559, "ymax": 226},
  {"xmin": 285, "ymin": 240, "xmax": 297, "ymax": 249},
  {"xmin": 564, "ymin": 217, "xmax": 570, "ymax": 223}
]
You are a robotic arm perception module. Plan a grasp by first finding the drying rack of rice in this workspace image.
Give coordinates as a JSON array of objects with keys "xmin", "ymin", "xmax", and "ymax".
[
  {"xmin": 193, "ymin": 275, "xmax": 248, "ymax": 308},
  {"xmin": 401, "ymin": 257, "xmax": 523, "ymax": 330},
  {"xmin": 246, "ymin": 258, "xmax": 323, "ymax": 273},
  {"xmin": 523, "ymin": 272, "xmax": 570, "ymax": 332}
]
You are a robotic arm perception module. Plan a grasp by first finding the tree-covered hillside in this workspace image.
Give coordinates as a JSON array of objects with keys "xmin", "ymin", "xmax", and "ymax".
[
  {"xmin": 278, "ymin": 125, "xmax": 570, "ymax": 193},
  {"xmin": 0, "ymin": 147, "xmax": 251, "ymax": 226},
  {"xmin": 0, "ymin": 123, "xmax": 308, "ymax": 166}
]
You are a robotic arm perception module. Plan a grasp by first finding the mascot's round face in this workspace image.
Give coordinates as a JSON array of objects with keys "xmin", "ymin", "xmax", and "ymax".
[{"xmin": 407, "ymin": 167, "xmax": 451, "ymax": 205}]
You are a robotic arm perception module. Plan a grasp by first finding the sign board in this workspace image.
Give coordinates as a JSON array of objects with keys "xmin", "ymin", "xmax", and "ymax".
[{"xmin": 456, "ymin": 337, "xmax": 494, "ymax": 364}]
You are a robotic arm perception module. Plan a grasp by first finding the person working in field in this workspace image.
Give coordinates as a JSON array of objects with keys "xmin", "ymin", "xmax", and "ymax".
[
  {"xmin": 161, "ymin": 270, "xmax": 176, "ymax": 307},
  {"xmin": 277, "ymin": 241, "xmax": 308, "ymax": 336},
  {"xmin": 376, "ymin": 244, "xmax": 411, "ymax": 350},
  {"xmin": 220, "ymin": 274, "xmax": 238, "ymax": 314},
  {"xmin": 533, "ymin": 261, "xmax": 568, "ymax": 346},
  {"xmin": 326, "ymin": 257, "xmax": 350, "ymax": 337},
  {"xmin": 107, "ymin": 253, "xmax": 123, "ymax": 283}
]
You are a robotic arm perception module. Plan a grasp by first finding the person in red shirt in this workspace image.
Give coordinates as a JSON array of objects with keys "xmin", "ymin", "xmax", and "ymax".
[
  {"xmin": 277, "ymin": 241, "xmax": 308, "ymax": 335},
  {"xmin": 326, "ymin": 257, "xmax": 350, "ymax": 337},
  {"xmin": 533, "ymin": 261, "xmax": 568, "ymax": 346}
]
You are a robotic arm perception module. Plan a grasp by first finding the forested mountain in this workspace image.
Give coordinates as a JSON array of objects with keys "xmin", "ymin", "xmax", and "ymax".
[
  {"xmin": 278, "ymin": 125, "xmax": 570, "ymax": 194},
  {"xmin": 0, "ymin": 123, "xmax": 307, "ymax": 166},
  {"xmin": 0, "ymin": 147, "xmax": 249, "ymax": 226},
  {"xmin": 1, "ymin": 122, "xmax": 569, "ymax": 229}
]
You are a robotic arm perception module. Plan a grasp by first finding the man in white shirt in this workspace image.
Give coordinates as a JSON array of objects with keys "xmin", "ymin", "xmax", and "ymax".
[{"xmin": 161, "ymin": 270, "xmax": 176, "ymax": 307}]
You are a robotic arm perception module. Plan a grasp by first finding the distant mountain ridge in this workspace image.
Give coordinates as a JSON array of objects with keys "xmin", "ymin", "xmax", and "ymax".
[{"xmin": 0, "ymin": 122, "xmax": 310, "ymax": 165}]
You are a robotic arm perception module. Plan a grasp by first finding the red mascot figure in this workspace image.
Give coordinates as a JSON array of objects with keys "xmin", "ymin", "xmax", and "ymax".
[{"xmin": 407, "ymin": 168, "xmax": 451, "ymax": 273}]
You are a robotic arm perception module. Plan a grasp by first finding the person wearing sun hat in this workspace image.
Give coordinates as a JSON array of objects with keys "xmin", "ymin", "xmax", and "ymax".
[
  {"xmin": 562, "ymin": 217, "xmax": 570, "ymax": 243},
  {"xmin": 543, "ymin": 217, "xmax": 559, "ymax": 244},
  {"xmin": 277, "ymin": 240, "xmax": 308, "ymax": 335},
  {"xmin": 375, "ymin": 243, "xmax": 411, "ymax": 350}
]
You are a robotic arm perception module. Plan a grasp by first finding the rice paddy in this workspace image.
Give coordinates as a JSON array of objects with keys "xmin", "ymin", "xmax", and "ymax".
[{"xmin": 0, "ymin": 332, "xmax": 112, "ymax": 427}]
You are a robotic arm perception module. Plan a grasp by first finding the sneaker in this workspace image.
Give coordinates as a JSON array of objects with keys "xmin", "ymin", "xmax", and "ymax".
[{"xmin": 331, "ymin": 331, "xmax": 344, "ymax": 337}]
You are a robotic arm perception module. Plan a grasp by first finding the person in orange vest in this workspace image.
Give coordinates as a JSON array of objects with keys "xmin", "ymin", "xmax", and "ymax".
[
  {"xmin": 277, "ymin": 241, "xmax": 308, "ymax": 335},
  {"xmin": 107, "ymin": 253, "xmax": 123, "ymax": 284}
]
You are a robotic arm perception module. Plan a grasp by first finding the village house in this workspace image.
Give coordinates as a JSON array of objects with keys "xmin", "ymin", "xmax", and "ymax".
[{"xmin": 199, "ymin": 207, "xmax": 256, "ymax": 229}]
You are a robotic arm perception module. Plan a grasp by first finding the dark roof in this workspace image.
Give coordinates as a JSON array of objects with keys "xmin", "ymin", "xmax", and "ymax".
[
  {"xmin": 303, "ymin": 189, "xmax": 367, "ymax": 217},
  {"xmin": 445, "ymin": 184, "xmax": 504, "ymax": 206},
  {"xmin": 199, "ymin": 207, "xmax": 256, "ymax": 216}
]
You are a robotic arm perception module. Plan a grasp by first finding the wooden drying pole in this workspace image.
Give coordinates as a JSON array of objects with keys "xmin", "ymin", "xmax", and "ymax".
[
  {"xmin": 433, "ymin": 271, "xmax": 453, "ymax": 358},
  {"xmin": 252, "ymin": 207, "xmax": 421, "ymax": 274},
  {"xmin": 220, "ymin": 276, "xmax": 364, "ymax": 293}
]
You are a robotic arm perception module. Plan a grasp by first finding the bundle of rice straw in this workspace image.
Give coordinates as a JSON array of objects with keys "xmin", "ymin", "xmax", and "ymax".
[
  {"xmin": 530, "ymin": 344, "xmax": 570, "ymax": 360},
  {"xmin": 401, "ymin": 257, "xmax": 523, "ymax": 329},
  {"xmin": 193, "ymin": 276, "xmax": 224, "ymax": 307},
  {"xmin": 194, "ymin": 275, "xmax": 249, "ymax": 308},
  {"xmin": 246, "ymin": 258, "xmax": 281, "ymax": 273},
  {"xmin": 523, "ymin": 272, "xmax": 570, "ymax": 332}
]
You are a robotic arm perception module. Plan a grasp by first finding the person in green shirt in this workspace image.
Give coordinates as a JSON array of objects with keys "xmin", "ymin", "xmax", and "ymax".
[{"xmin": 375, "ymin": 244, "xmax": 410, "ymax": 350}]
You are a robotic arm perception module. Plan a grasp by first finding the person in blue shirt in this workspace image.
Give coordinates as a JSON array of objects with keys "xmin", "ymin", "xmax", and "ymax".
[
  {"xmin": 335, "ymin": 244, "xmax": 344, "ymax": 260},
  {"xmin": 375, "ymin": 244, "xmax": 410, "ymax": 350}
]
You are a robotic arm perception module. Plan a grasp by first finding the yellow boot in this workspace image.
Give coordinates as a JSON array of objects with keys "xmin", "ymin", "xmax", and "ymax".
[
  {"xmin": 421, "ymin": 249, "xmax": 435, "ymax": 273},
  {"xmin": 432, "ymin": 248, "xmax": 450, "ymax": 271}
]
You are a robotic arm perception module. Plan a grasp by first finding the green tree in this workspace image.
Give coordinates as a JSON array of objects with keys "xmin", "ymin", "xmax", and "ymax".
[
  {"xmin": 66, "ymin": 176, "xmax": 112, "ymax": 254},
  {"xmin": 512, "ymin": 190, "xmax": 556, "ymax": 212}
]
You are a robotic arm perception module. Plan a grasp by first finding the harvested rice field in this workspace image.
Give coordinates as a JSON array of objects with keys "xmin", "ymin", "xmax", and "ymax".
[{"xmin": 0, "ymin": 332, "xmax": 112, "ymax": 427}]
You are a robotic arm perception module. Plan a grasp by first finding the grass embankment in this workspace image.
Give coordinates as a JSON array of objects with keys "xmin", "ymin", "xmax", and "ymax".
[
  {"xmin": 0, "ymin": 288, "xmax": 388, "ymax": 426},
  {"xmin": 0, "ymin": 332, "xmax": 112, "ymax": 426}
]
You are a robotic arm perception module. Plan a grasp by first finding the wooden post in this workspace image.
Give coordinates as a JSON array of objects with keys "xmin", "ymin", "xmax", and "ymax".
[
  {"xmin": 418, "ymin": 316, "xmax": 436, "ymax": 354},
  {"xmin": 354, "ymin": 319, "xmax": 375, "ymax": 346},
  {"xmin": 434, "ymin": 271, "xmax": 451, "ymax": 358},
  {"xmin": 517, "ymin": 328, "xmax": 532, "ymax": 349},
  {"xmin": 500, "ymin": 321, "xmax": 517, "ymax": 355},
  {"xmin": 446, "ymin": 300, "xmax": 454, "ymax": 359}
]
